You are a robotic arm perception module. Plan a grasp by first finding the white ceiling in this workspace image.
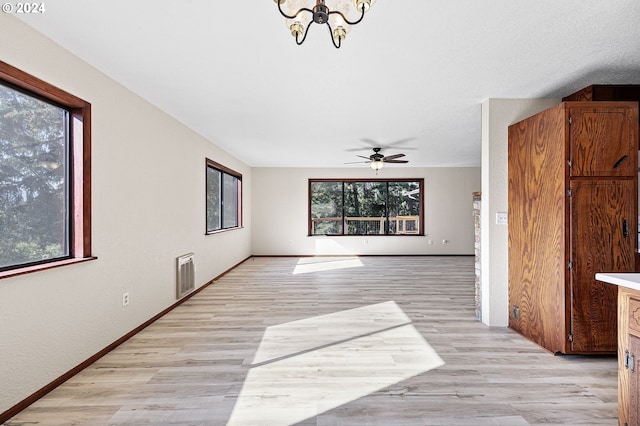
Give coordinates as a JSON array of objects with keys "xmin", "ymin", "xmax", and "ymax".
[{"xmin": 17, "ymin": 0, "xmax": 640, "ymax": 168}]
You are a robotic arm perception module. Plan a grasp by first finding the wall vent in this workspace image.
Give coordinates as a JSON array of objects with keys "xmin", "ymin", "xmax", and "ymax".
[{"xmin": 176, "ymin": 253, "xmax": 195, "ymax": 299}]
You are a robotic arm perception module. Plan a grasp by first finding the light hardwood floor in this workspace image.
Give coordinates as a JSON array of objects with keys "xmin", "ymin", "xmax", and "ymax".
[{"xmin": 6, "ymin": 256, "xmax": 617, "ymax": 425}]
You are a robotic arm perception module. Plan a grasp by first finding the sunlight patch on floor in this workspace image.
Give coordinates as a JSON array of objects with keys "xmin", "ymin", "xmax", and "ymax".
[
  {"xmin": 227, "ymin": 301, "xmax": 444, "ymax": 426},
  {"xmin": 292, "ymin": 256, "xmax": 363, "ymax": 275},
  {"xmin": 252, "ymin": 301, "xmax": 409, "ymax": 364}
]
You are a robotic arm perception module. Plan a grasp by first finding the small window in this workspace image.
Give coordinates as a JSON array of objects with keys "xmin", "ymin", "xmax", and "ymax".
[
  {"xmin": 309, "ymin": 179, "xmax": 423, "ymax": 236},
  {"xmin": 206, "ymin": 159, "xmax": 242, "ymax": 233},
  {"xmin": 0, "ymin": 61, "xmax": 92, "ymax": 278}
]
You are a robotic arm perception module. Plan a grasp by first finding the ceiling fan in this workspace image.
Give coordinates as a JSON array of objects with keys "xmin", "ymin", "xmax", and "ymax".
[{"xmin": 346, "ymin": 148, "xmax": 409, "ymax": 171}]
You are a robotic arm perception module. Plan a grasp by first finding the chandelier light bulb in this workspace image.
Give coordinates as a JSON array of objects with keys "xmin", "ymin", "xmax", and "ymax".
[
  {"xmin": 333, "ymin": 26, "xmax": 347, "ymax": 43},
  {"xmin": 354, "ymin": 0, "xmax": 372, "ymax": 12},
  {"xmin": 290, "ymin": 21, "xmax": 304, "ymax": 38}
]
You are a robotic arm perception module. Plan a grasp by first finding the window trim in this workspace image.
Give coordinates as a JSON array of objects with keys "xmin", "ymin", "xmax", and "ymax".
[
  {"xmin": 308, "ymin": 178, "xmax": 425, "ymax": 236},
  {"xmin": 205, "ymin": 159, "xmax": 242, "ymax": 234},
  {"xmin": 0, "ymin": 61, "xmax": 93, "ymax": 279}
]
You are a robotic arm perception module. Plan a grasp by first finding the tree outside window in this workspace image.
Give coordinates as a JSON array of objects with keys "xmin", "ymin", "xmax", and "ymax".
[
  {"xmin": 206, "ymin": 159, "xmax": 241, "ymax": 234},
  {"xmin": 309, "ymin": 179, "xmax": 423, "ymax": 236},
  {"xmin": 0, "ymin": 61, "xmax": 92, "ymax": 277}
]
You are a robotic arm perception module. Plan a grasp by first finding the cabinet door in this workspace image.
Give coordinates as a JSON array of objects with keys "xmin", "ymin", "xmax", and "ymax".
[
  {"xmin": 569, "ymin": 105, "xmax": 637, "ymax": 177},
  {"xmin": 569, "ymin": 179, "xmax": 635, "ymax": 353},
  {"xmin": 630, "ymin": 335, "xmax": 640, "ymax": 425}
]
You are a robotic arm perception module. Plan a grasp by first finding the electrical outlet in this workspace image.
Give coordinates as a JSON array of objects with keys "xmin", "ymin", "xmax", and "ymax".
[
  {"xmin": 122, "ymin": 292, "xmax": 129, "ymax": 307},
  {"xmin": 496, "ymin": 212, "xmax": 508, "ymax": 225}
]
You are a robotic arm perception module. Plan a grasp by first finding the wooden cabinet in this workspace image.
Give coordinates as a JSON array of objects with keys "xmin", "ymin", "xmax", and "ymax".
[
  {"xmin": 569, "ymin": 106, "xmax": 637, "ymax": 177},
  {"xmin": 563, "ymin": 84, "xmax": 640, "ymax": 149},
  {"xmin": 570, "ymin": 179, "xmax": 635, "ymax": 352},
  {"xmin": 563, "ymin": 85, "xmax": 640, "ymax": 103},
  {"xmin": 617, "ymin": 287, "xmax": 640, "ymax": 426},
  {"xmin": 508, "ymin": 101, "xmax": 638, "ymax": 354}
]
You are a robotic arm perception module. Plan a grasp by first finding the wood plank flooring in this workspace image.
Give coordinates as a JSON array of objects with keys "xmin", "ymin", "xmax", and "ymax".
[{"xmin": 5, "ymin": 256, "xmax": 618, "ymax": 425}]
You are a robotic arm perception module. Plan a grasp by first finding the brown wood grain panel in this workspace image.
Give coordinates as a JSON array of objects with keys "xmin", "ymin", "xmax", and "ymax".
[
  {"xmin": 508, "ymin": 104, "xmax": 567, "ymax": 353},
  {"xmin": 569, "ymin": 103, "xmax": 638, "ymax": 177},
  {"xmin": 509, "ymin": 101, "xmax": 637, "ymax": 356},
  {"xmin": 630, "ymin": 298, "xmax": 640, "ymax": 338},
  {"xmin": 563, "ymin": 85, "xmax": 640, "ymax": 103},
  {"xmin": 630, "ymin": 335, "xmax": 640, "ymax": 425},
  {"xmin": 564, "ymin": 86, "xmax": 595, "ymax": 102},
  {"xmin": 569, "ymin": 179, "xmax": 635, "ymax": 353},
  {"xmin": 564, "ymin": 87, "xmax": 640, "ymax": 149},
  {"xmin": 619, "ymin": 290, "xmax": 632, "ymax": 426}
]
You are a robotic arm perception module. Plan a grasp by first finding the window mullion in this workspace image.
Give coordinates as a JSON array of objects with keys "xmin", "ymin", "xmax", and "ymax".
[
  {"xmin": 220, "ymin": 172, "xmax": 225, "ymax": 230},
  {"xmin": 385, "ymin": 181, "xmax": 389, "ymax": 235},
  {"xmin": 342, "ymin": 181, "xmax": 346, "ymax": 235}
]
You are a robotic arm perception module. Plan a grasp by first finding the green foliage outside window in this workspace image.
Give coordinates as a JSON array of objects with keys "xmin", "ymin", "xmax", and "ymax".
[
  {"xmin": 206, "ymin": 160, "xmax": 241, "ymax": 233},
  {"xmin": 0, "ymin": 83, "xmax": 69, "ymax": 269},
  {"xmin": 310, "ymin": 179, "xmax": 422, "ymax": 235}
]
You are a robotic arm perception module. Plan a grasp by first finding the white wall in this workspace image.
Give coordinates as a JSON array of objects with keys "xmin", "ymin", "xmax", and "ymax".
[
  {"xmin": 480, "ymin": 98, "xmax": 561, "ymax": 327},
  {"xmin": 0, "ymin": 15, "xmax": 252, "ymax": 413},
  {"xmin": 252, "ymin": 167, "xmax": 480, "ymax": 255}
]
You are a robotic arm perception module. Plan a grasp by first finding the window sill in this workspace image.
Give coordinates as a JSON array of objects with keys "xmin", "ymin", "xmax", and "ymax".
[
  {"xmin": 205, "ymin": 226, "xmax": 244, "ymax": 236},
  {"xmin": 0, "ymin": 257, "xmax": 97, "ymax": 280}
]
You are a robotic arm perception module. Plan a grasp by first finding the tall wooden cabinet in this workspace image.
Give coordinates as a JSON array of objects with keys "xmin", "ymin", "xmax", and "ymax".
[{"xmin": 508, "ymin": 101, "xmax": 638, "ymax": 354}]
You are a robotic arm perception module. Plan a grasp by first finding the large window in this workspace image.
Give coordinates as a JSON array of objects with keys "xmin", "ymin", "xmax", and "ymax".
[
  {"xmin": 309, "ymin": 179, "xmax": 423, "ymax": 236},
  {"xmin": 206, "ymin": 159, "xmax": 242, "ymax": 233},
  {"xmin": 0, "ymin": 61, "xmax": 92, "ymax": 278}
]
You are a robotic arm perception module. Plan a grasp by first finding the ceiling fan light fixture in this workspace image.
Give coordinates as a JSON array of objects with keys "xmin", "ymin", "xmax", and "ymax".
[
  {"xmin": 345, "ymin": 147, "xmax": 409, "ymax": 170},
  {"xmin": 370, "ymin": 160, "xmax": 384, "ymax": 170}
]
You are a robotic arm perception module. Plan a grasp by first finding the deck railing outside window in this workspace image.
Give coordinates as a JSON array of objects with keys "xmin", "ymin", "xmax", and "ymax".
[{"xmin": 311, "ymin": 215, "xmax": 420, "ymax": 235}]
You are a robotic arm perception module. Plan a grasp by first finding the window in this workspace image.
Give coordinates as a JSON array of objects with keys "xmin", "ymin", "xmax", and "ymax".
[
  {"xmin": 0, "ymin": 61, "xmax": 92, "ymax": 278},
  {"xmin": 309, "ymin": 179, "xmax": 423, "ymax": 236},
  {"xmin": 206, "ymin": 159, "xmax": 242, "ymax": 233}
]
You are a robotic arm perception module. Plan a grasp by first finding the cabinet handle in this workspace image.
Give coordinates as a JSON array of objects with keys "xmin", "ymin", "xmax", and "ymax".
[
  {"xmin": 632, "ymin": 354, "xmax": 636, "ymax": 373},
  {"xmin": 623, "ymin": 219, "xmax": 629, "ymax": 238},
  {"xmin": 626, "ymin": 350, "xmax": 631, "ymax": 369},
  {"xmin": 614, "ymin": 155, "xmax": 629, "ymax": 168}
]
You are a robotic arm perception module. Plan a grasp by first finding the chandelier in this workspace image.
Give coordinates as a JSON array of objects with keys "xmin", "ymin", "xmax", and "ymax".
[{"xmin": 273, "ymin": 0, "xmax": 376, "ymax": 48}]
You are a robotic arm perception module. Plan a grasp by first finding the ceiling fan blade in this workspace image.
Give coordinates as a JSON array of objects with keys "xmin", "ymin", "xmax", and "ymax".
[
  {"xmin": 386, "ymin": 137, "xmax": 417, "ymax": 149},
  {"xmin": 345, "ymin": 146, "xmax": 373, "ymax": 152},
  {"xmin": 356, "ymin": 155, "xmax": 372, "ymax": 160},
  {"xmin": 382, "ymin": 153, "xmax": 405, "ymax": 161},
  {"xmin": 383, "ymin": 159, "xmax": 409, "ymax": 163},
  {"xmin": 344, "ymin": 161, "xmax": 370, "ymax": 164}
]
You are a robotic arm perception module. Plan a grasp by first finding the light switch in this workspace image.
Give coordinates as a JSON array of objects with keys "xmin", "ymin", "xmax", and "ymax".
[{"xmin": 496, "ymin": 212, "xmax": 508, "ymax": 225}]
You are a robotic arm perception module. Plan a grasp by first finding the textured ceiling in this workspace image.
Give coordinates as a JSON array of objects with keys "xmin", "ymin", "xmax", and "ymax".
[{"xmin": 17, "ymin": 0, "xmax": 640, "ymax": 167}]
